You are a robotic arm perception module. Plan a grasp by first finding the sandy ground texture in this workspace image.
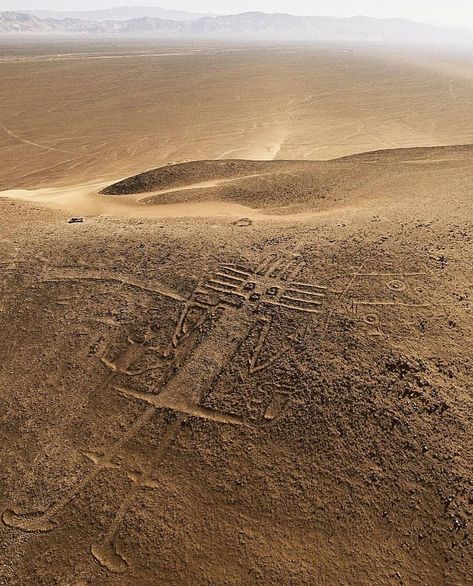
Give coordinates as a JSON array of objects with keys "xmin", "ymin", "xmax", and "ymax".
[
  {"xmin": 2, "ymin": 39, "xmax": 473, "ymax": 190},
  {"xmin": 0, "ymin": 40, "xmax": 472, "ymax": 586}
]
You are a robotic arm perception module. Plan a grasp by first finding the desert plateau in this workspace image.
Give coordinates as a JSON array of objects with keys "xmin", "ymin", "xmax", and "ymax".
[{"xmin": 0, "ymin": 31, "xmax": 472, "ymax": 585}]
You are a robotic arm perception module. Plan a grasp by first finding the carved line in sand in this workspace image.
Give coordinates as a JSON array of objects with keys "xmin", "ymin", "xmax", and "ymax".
[
  {"xmin": 89, "ymin": 255, "xmax": 319, "ymax": 571},
  {"xmin": 345, "ymin": 270, "xmax": 455, "ymax": 338},
  {"xmin": 41, "ymin": 267, "xmax": 185, "ymax": 303},
  {"xmin": 2, "ymin": 256, "xmax": 464, "ymax": 574},
  {"xmin": 255, "ymin": 382, "xmax": 300, "ymax": 423},
  {"xmin": 2, "ymin": 254, "xmax": 322, "ymax": 573}
]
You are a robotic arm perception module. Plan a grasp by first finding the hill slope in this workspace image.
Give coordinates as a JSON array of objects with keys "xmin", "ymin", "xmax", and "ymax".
[
  {"xmin": 25, "ymin": 6, "xmax": 212, "ymax": 22},
  {"xmin": 0, "ymin": 144, "xmax": 472, "ymax": 584}
]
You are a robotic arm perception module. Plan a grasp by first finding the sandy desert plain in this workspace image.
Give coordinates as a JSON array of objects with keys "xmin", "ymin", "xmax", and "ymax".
[{"xmin": 0, "ymin": 37, "xmax": 473, "ymax": 585}]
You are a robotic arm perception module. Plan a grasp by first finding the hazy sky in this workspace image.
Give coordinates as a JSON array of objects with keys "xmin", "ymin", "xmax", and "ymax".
[{"xmin": 6, "ymin": 0, "xmax": 473, "ymax": 27}]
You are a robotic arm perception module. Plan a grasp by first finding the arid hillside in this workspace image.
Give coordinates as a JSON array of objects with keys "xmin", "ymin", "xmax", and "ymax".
[{"xmin": 0, "ymin": 143, "xmax": 472, "ymax": 584}]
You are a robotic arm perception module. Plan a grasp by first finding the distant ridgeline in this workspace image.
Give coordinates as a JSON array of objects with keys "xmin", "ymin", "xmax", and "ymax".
[{"xmin": 0, "ymin": 10, "xmax": 470, "ymax": 43}]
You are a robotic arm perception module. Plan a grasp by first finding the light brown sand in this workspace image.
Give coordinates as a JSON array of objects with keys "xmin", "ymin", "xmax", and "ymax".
[
  {"xmin": 0, "ymin": 39, "xmax": 472, "ymax": 586},
  {"xmin": 2, "ymin": 40, "xmax": 473, "ymax": 193}
]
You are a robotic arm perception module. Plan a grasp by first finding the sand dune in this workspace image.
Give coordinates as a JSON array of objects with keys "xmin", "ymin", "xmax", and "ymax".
[{"xmin": 3, "ymin": 145, "xmax": 473, "ymax": 221}]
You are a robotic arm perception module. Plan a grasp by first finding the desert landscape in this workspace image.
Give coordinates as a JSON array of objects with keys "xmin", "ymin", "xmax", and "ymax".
[{"xmin": 0, "ymin": 32, "xmax": 472, "ymax": 585}]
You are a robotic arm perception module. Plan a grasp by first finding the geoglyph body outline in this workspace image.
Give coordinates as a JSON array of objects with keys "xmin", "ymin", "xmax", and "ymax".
[
  {"xmin": 2, "ymin": 254, "xmax": 326, "ymax": 573},
  {"xmin": 1, "ymin": 253, "xmax": 457, "ymax": 574}
]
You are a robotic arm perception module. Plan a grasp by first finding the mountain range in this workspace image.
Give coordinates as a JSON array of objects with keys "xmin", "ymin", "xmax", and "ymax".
[
  {"xmin": 0, "ymin": 9, "xmax": 470, "ymax": 43},
  {"xmin": 22, "ymin": 6, "xmax": 211, "ymax": 21}
]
